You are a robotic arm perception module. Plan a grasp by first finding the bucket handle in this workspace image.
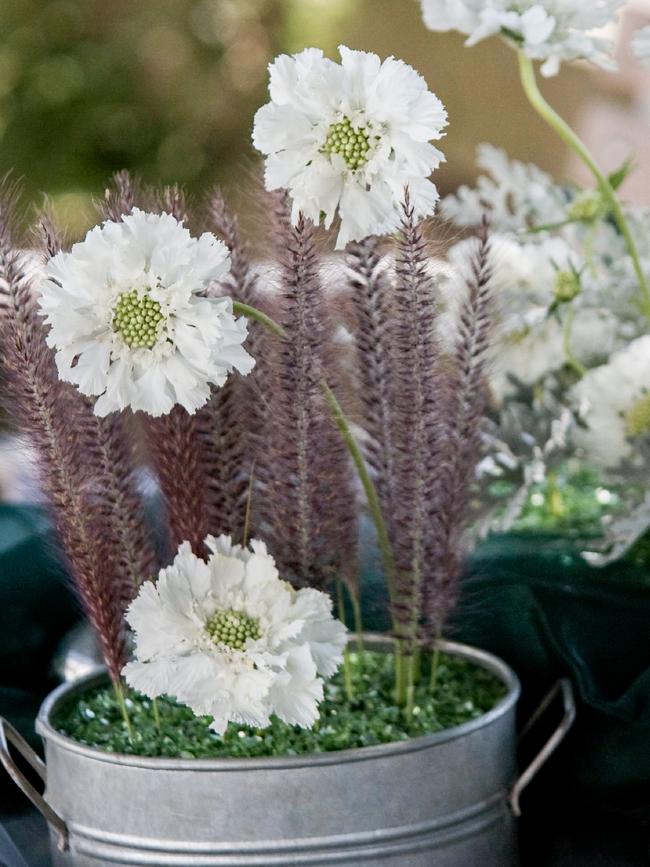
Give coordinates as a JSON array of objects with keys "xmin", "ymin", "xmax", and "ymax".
[
  {"xmin": 509, "ymin": 678, "xmax": 576, "ymax": 817},
  {"xmin": 0, "ymin": 717, "xmax": 68, "ymax": 851}
]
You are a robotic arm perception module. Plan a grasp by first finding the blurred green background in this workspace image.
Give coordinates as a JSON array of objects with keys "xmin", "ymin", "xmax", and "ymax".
[{"xmin": 0, "ymin": 0, "xmax": 640, "ymax": 236}]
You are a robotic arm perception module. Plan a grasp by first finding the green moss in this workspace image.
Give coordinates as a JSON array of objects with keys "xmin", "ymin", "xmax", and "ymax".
[
  {"xmin": 511, "ymin": 464, "xmax": 628, "ymax": 537},
  {"xmin": 54, "ymin": 650, "xmax": 507, "ymax": 759}
]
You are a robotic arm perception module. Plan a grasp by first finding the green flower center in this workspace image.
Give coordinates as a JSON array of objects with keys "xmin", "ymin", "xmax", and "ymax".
[
  {"xmin": 112, "ymin": 290, "xmax": 165, "ymax": 349},
  {"xmin": 323, "ymin": 116, "xmax": 372, "ymax": 170},
  {"xmin": 624, "ymin": 393, "xmax": 650, "ymax": 438},
  {"xmin": 205, "ymin": 608, "xmax": 261, "ymax": 651},
  {"xmin": 554, "ymin": 270, "xmax": 581, "ymax": 303}
]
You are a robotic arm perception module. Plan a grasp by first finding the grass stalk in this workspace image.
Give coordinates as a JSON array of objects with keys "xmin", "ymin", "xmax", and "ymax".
[{"xmin": 113, "ymin": 680, "xmax": 134, "ymax": 744}]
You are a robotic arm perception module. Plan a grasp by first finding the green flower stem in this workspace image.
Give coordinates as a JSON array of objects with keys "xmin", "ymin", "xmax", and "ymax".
[
  {"xmin": 524, "ymin": 218, "xmax": 576, "ymax": 235},
  {"xmin": 345, "ymin": 582, "xmax": 365, "ymax": 662},
  {"xmin": 429, "ymin": 643, "xmax": 441, "ymax": 695},
  {"xmin": 337, "ymin": 581, "xmax": 355, "ymax": 702},
  {"xmin": 113, "ymin": 680, "xmax": 134, "ymax": 743},
  {"xmin": 242, "ymin": 461, "xmax": 255, "ymax": 547},
  {"xmin": 320, "ymin": 383, "xmax": 403, "ymax": 699},
  {"xmin": 320, "ymin": 381, "xmax": 397, "ymax": 607},
  {"xmin": 152, "ymin": 697, "xmax": 161, "ymax": 732},
  {"xmin": 232, "ymin": 301, "xmax": 285, "ymax": 338},
  {"xmin": 562, "ymin": 307, "xmax": 587, "ymax": 377},
  {"xmin": 404, "ymin": 654, "xmax": 416, "ymax": 722},
  {"xmin": 394, "ymin": 642, "xmax": 410, "ymax": 707},
  {"xmin": 517, "ymin": 52, "xmax": 650, "ymax": 320}
]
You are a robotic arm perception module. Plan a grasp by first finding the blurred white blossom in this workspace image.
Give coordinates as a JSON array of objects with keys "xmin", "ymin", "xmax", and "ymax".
[
  {"xmin": 571, "ymin": 336, "xmax": 650, "ymax": 468},
  {"xmin": 420, "ymin": 0, "xmax": 624, "ymax": 76},
  {"xmin": 632, "ymin": 25, "xmax": 650, "ymax": 67}
]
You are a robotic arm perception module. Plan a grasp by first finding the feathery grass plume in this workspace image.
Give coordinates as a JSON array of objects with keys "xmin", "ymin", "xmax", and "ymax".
[
  {"xmin": 390, "ymin": 192, "xmax": 446, "ymax": 647},
  {"xmin": 146, "ymin": 405, "xmax": 210, "ymax": 554},
  {"xmin": 190, "ymin": 188, "xmax": 269, "ymax": 541},
  {"xmin": 155, "ymin": 184, "xmax": 191, "ymax": 226},
  {"xmin": 423, "ymin": 218, "xmax": 493, "ymax": 638},
  {"xmin": 0, "ymin": 185, "xmax": 126, "ymax": 682},
  {"xmin": 258, "ymin": 201, "xmax": 357, "ymax": 590},
  {"xmin": 346, "ymin": 238, "xmax": 396, "ymax": 530},
  {"xmin": 35, "ymin": 210, "xmax": 158, "ymax": 598},
  {"xmin": 206, "ymin": 188, "xmax": 260, "ymax": 309},
  {"xmin": 99, "ymin": 170, "xmax": 140, "ymax": 222}
]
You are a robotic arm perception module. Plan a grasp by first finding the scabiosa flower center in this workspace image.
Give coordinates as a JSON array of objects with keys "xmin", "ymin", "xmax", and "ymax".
[
  {"xmin": 205, "ymin": 608, "xmax": 261, "ymax": 651},
  {"xmin": 624, "ymin": 393, "xmax": 650, "ymax": 437},
  {"xmin": 112, "ymin": 290, "xmax": 165, "ymax": 349},
  {"xmin": 322, "ymin": 116, "xmax": 372, "ymax": 170}
]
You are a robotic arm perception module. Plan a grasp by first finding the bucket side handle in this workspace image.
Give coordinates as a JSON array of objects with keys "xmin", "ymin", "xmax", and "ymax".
[
  {"xmin": 0, "ymin": 717, "xmax": 68, "ymax": 851},
  {"xmin": 509, "ymin": 678, "xmax": 576, "ymax": 817}
]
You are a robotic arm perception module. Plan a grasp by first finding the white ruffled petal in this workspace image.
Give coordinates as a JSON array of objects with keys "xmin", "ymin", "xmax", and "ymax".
[
  {"xmin": 125, "ymin": 536, "xmax": 344, "ymax": 732},
  {"xmin": 269, "ymin": 644, "xmax": 323, "ymax": 729}
]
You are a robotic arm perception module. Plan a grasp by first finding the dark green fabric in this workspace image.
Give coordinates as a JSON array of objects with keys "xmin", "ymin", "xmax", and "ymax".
[
  {"xmin": 453, "ymin": 533, "xmax": 650, "ymax": 820},
  {"xmin": 358, "ymin": 527, "xmax": 650, "ymax": 819},
  {"xmin": 0, "ymin": 505, "xmax": 80, "ymax": 742}
]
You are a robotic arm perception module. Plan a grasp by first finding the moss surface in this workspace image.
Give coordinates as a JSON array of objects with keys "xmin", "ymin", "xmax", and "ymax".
[{"xmin": 55, "ymin": 650, "xmax": 507, "ymax": 759}]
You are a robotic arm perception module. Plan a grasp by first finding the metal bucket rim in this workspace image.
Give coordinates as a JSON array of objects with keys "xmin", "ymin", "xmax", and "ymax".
[{"xmin": 36, "ymin": 639, "xmax": 520, "ymax": 771}]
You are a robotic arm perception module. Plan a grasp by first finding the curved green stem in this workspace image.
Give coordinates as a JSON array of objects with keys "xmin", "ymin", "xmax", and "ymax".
[
  {"xmin": 232, "ymin": 301, "xmax": 397, "ymax": 623},
  {"xmin": 233, "ymin": 301, "xmax": 285, "ymax": 338},
  {"xmin": 113, "ymin": 681, "xmax": 134, "ymax": 743},
  {"xmin": 562, "ymin": 307, "xmax": 587, "ymax": 377},
  {"xmin": 320, "ymin": 381, "xmax": 397, "ymax": 606},
  {"xmin": 518, "ymin": 52, "xmax": 650, "ymax": 321}
]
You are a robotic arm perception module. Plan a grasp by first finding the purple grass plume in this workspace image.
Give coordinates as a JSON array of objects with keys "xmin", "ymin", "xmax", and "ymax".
[
  {"xmin": 346, "ymin": 237, "xmax": 395, "ymax": 533},
  {"xmin": 388, "ymin": 192, "xmax": 446, "ymax": 646},
  {"xmin": 99, "ymin": 170, "xmax": 140, "ymax": 222},
  {"xmin": 423, "ymin": 218, "xmax": 493, "ymax": 638},
  {"xmin": 192, "ymin": 188, "xmax": 270, "ymax": 542},
  {"xmin": 35, "ymin": 208, "xmax": 158, "ymax": 598},
  {"xmin": 0, "ymin": 185, "xmax": 127, "ymax": 682},
  {"xmin": 258, "ymin": 201, "xmax": 358, "ymax": 591}
]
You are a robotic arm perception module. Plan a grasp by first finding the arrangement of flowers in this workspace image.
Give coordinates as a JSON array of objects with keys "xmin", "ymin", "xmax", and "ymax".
[
  {"xmin": 0, "ymin": 43, "xmax": 501, "ymax": 744},
  {"xmin": 1, "ymin": 0, "xmax": 649, "ymax": 752},
  {"xmin": 420, "ymin": 1, "xmax": 650, "ymax": 565}
]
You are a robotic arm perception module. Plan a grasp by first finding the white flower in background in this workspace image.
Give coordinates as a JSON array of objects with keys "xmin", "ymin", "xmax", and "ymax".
[
  {"xmin": 420, "ymin": 0, "xmax": 624, "ymax": 76},
  {"xmin": 632, "ymin": 25, "xmax": 650, "ymax": 67},
  {"xmin": 39, "ymin": 209, "xmax": 255, "ymax": 417},
  {"xmin": 445, "ymin": 233, "xmax": 617, "ymax": 400},
  {"xmin": 123, "ymin": 535, "xmax": 347, "ymax": 733},
  {"xmin": 442, "ymin": 145, "xmax": 649, "ymax": 332},
  {"xmin": 571, "ymin": 336, "xmax": 650, "ymax": 468},
  {"xmin": 442, "ymin": 144, "xmax": 567, "ymax": 231},
  {"xmin": 252, "ymin": 45, "xmax": 447, "ymax": 249}
]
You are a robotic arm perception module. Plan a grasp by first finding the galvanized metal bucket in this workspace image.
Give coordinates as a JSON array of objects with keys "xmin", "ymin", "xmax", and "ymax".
[{"xmin": 1, "ymin": 640, "xmax": 574, "ymax": 866}]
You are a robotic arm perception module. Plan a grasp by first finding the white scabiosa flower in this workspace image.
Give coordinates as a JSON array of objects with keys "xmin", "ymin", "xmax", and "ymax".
[
  {"xmin": 252, "ymin": 45, "xmax": 447, "ymax": 249},
  {"xmin": 571, "ymin": 336, "xmax": 650, "ymax": 469},
  {"xmin": 122, "ymin": 535, "xmax": 347, "ymax": 733},
  {"xmin": 632, "ymin": 25, "xmax": 650, "ymax": 68},
  {"xmin": 420, "ymin": 0, "xmax": 624, "ymax": 76},
  {"xmin": 39, "ymin": 209, "xmax": 255, "ymax": 417}
]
